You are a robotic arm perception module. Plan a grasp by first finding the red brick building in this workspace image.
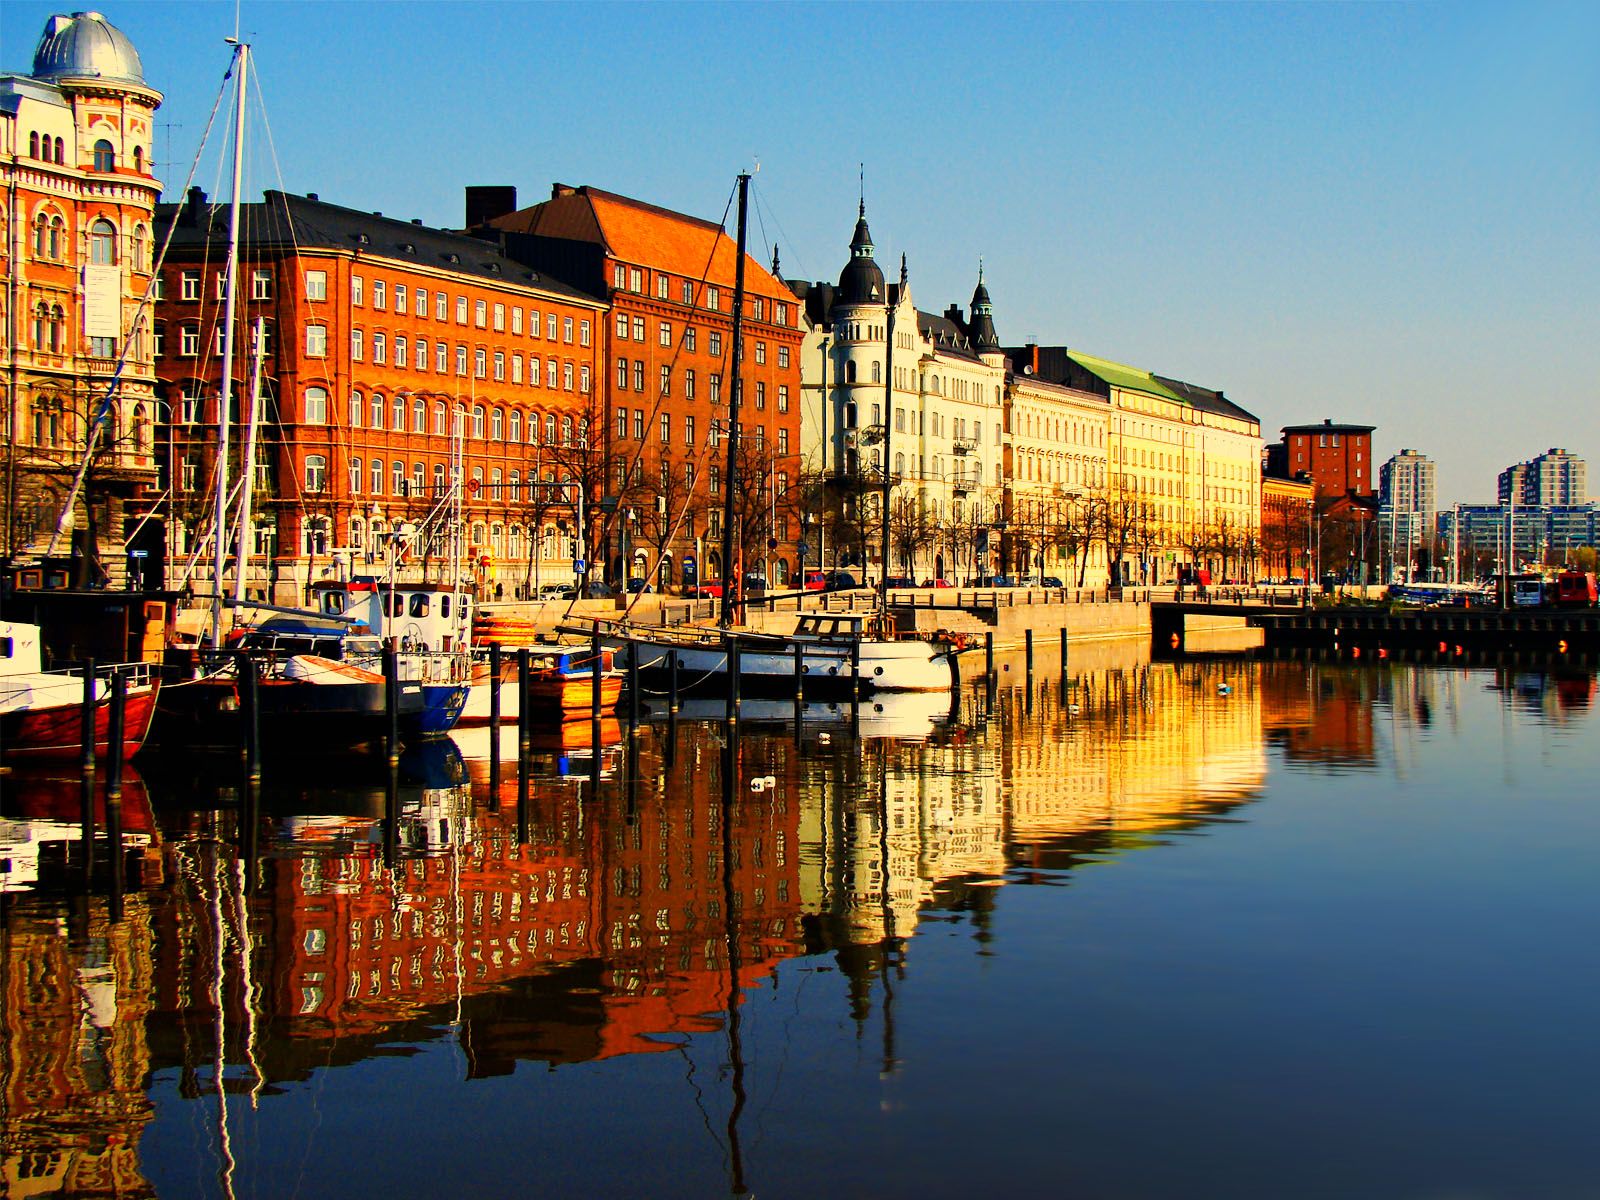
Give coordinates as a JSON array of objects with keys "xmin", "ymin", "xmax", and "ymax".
[
  {"xmin": 1271, "ymin": 419, "xmax": 1376, "ymax": 501},
  {"xmin": 152, "ymin": 189, "xmax": 606, "ymax": 604},
  {"xmin": 476, "ymin": 183, "xmax": 806, "ymax": 587}
]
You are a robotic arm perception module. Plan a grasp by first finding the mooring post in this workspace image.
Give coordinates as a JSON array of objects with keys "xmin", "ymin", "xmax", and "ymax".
[
  {"xmin": 106, "ymin": 781, "xmax": 124, "ymax": 923},
  {"xmin": 726, "ymin": 636, "xmax": 742, "ymax": 722},
  {"xmin": 668, "ymin": 648, "xmax": 680, "ymax": 715},
  {"xmin": 106, "ymin": 671, "xmax": 126, "ymax": 805},
  {"xmin": 516, "ymin": 648, "xmax": 532, "ymax": 758},
  {"xmin": 80, "ymin": 658, "xmax": 97, "ymax": 777},
  {"xmin": 850, "ymin": 638, "xmax": 862, "ymax": 722},
  {"xmin": 591, "ymin": 629, "xmax": 603, "ymax": 725},
  {"xmin": 1025, "ymin": 629, "xmax": 1034, "ymax": 678},
  {"xmin": 984, "ymin": 631, "xmax": 995, "ymax": 679},
  {"xmin": 237, "ymin": 651, "xmax": 260, "ymax": 784},
  {"xmin": 488, "ymin": 642, "xmax": 502, "ymax": 734},
  {"xmin": 1060, "ymin": 626, "xmax": 1069, "ymax": 673},
  {"xmin": 793, "ymin": 640, "xmax": 805, "ymax": 734},
  {"xmin": 383, "ymin": 640, "xmax": 400, "ymax": 770},
  {"xmin": 383, "ymin": 762, "xmax": 399, "ymax": 867},
  {"xmin": 628, "ymin": 643, "xmax": 640, "ymax": 732}
]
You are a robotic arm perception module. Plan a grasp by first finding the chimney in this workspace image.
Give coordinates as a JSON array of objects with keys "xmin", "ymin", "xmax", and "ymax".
[
  {"xmin": 551, "ymin": 183, "xmax": 577, "ymax": 199},
  {"xmin": 180, "ymin": 185, "xmax": 207, "ymax": 227},
  {"xmin": 465, "ymin": 185, "xmax": 518, "ymax": 229}
]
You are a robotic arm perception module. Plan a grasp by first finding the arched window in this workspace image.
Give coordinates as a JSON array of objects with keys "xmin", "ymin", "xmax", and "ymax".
[
  {"xmin": 391, "ymin": 394, "xmax": 405, "ymax": 430},
  {"xmin": 302, "ymin": 515, "xmax": 330, "ymax": 555},
  {"xmin": 472, "ymin": 404, "xmax": 485, "ymax": 439},
  {"xmin": 49, "ymin": 216, "xmax": 63, "ymax": 259},
  {"xmin": 92, "ymin": 139, "xmax": 115, "ymax": 172},
  {"xmin": 560, "ymin": 415, "xmax": 572, "ymax": 445},
  {"xmin": 412, "ymin": 398, "xmax": 426, "ymax": 433},
  {"xmin": 32, "ymin": 303, "xmax": 48, "ymax": 348},
  {"xmin": 132, "ymin": 225, "xmax": 146, "ymax": 271},
  {"xmin": 350, "ymin": 516, "xmax": 366, "ymax": 549},
  {"xmin": 509, "ymin": 411, "xmax": 521, "ymax": 443},
  {"xmin": 304, "ymin": 387, "xmax": 328, "ymax": 424},
  {"xmin": 433, "ymin": 402, "xmax": 446, "ymax": 435},
  {"xmin": 53, "ymin": 137, "xmax": 64, "ymax": 164},
  {"xmin": 49, "ymin": 305, "xmax": 65, "ymax": 353},
  {"xmin": 133, "ymin": 146, "xmax": 144, "ymax": 173},
  {"xmin": 871, "ymin": 360, "xmax": 881, "ymax": 383},
  {"xmin": 32, "ymin": 213, "xmax": 48, "ymax": 256},
  {"xmin": 305, "ymin": 455, "xmax": 327, "ymax": 493},
  {"xmin": 845, "ymin": 360, "xmax": 856, "ymax": 383},
  {"xmin": 89, "ymin": 222, "xmax": 116, "ymax": 268},
  {"xmin": 370, "ymin": 394, "xmax": 384, "ymax": 429},
  {"xmin": 491, "ymin": 408, "xmax": 503, "ymax": 440},
  {"xmin": 29, "ymin": 132, "xmax": 39, "ymax": 158}
]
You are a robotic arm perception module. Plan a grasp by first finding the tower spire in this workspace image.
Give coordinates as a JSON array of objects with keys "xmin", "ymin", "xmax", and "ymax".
[{"xmin": 858, "ymin": 162, "xmax": 865, "ymax": 219}]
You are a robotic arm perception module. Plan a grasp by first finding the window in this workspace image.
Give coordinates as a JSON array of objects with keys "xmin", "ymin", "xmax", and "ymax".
[
  {"xmin": 511, "ymin": 354, "xmax": 523, "ymax": 384},
  {"xmin": 350, "ymin": 457, "xmax": 363, "ymax": 493},
  {"xmin": 392, "ymin": 395, "xmax": 405, "ymax": 429},
  {"xmin": 778, "ymin": 427, "xmax": 790, "ymax": 456},
  {"xmin": 434, "ymin": 403, "xmax": 446, "ymax": 435},
  {"xmin": 475, "ymin": 299, "xmax": 487, "ymax": 327},
  {"xmin": 685, "ymin": 326, "xmax": 696, "ymax": 353},
  {"xmin": 616, "ymin": 312, "xmax": 629, "ymax": 339},
  {"xmin": 93, "ymin": 139, "xmax": 115, "ymax": 172},
  {"xmin": 710, "ymin": 374, "xmax": 721, "ymax": 405},
  {"xmin": 706, "ymin": 286, "xmax": 719, "ymax": 311},
  {"xmin": 436, "ymin": 343, "xmax": 448, "ymax": 372},
  {"xmin": 395, "ymin": 285, "xmax": 408, "ymax": 315},
  {"xmin": 414, "ymin": 463, "xmax": 426, "ymax": 495},
  {"xmin": 580, "ymin": 364, "xmax": 590, "ymax": 394},
  {"xmin": 370, "ymin": 460, "xmax": 383, "ymax": 493},
  {"xmin": 510, "ymin": 411, "xmax": 521, "ymax": 442},
  {"xmin": 492, "ymin": 408, "xmax": 504, "ymax": 440},
  {"xmin": 755, "ymin": 382, "xmax": 765, "ymax": 410},
  {"xmin": 372, "ymin": 332, "xmax": 386, "ymax": 364},
  {"xmin": 351, "ymin": 329, "xmax": 364, "ymax": 360},
  {"xmin": 180, "ymin": 325, "xmax": 200, "ymax": 356},
  {"xmin": 546, "ymin": 313, "xmax": 557, "ymax": 339},
  {"xmin": 181, "ymin": 270, "xmax": 201, "ymax": 300},
  {"xmin": 511, "ymin": 307, "xmax": 522, "ymax": 334},
  {"xmin": 456, "ymin": 296, "xmax": 468, "ymax": 324},
  {"xmin": 349, "ymin": 274, "xmax": 362, "ymax": 305},
  {"xmin": 579, "ymin": 319, "xmax": 591, "ymax": 347},
  {"xmin": 630, "ymin": 316, "xmax": 645, "ymax": 342},
  {"xmin": 493, "ymin": 302, "xmax": 505, "ymax": 331},
  {"xmin": 456, "ymin": 345, "xmax": 468, "ymax": 375},
  {"xmin": 660, "ymin": 365, "xmax": 671, "ymax": 396},
  {"xmin": 493, "ymin": 350, "xmax": 505, "ymax": 381},
  {"xmin": 529, "ymin": 309, "xmax": 542, "ymax": 338},
  {"xmin": 436, "ymin": 293, "xmax": 448, "ymax": 321},
  {"xmin": 660, "ymin": 413, "xmax": 670, "ymax": 443},
  {"xmin": 350, "ymin": 391, "xmax": 363, "ymax": 427},
  {"xmin": 616, "ymin": 406, "xmax": 629, "ymax": 439},
  {"xmin": 395, "ymin": 336, "xmax": 408, "ymax": 369},
  {"xmin": 754, "ymin": 341, "xmax": 766, "ymax": 365},
  {"xmin": 373, "ymin": 280, "xmax": 386, "ymax": 310},
  {"xmin": 251, "ymin": 268, "xmax": 273, "ymax": 299},
  {"xmin": 304, "ymin": 387, "xmax": 328, "ymax": 424},
  {"xmin": 628, "ymin": 268, "xmax": 643, "ymax": 292},
  {"xmin": 303, "ymin": 517, "xmax": 330, "ymax": 557},
  {"xmin": 616, "ymin": 357, "xmax": 629, "ymax": 390},
  {"xmin": 180, "ymin": 387, "xmax": 202, "ymax": 424},
  {"xmin": 709, "ymin": 331, "xmax": 722, "ymax": 357},
  {"xmin": 563, "ymin": 362, "xmax": 574, "ymax": 390},
  {"xmin": 434, "ymin": 463, "xmax": 447, "ymax": 493},
  {"xmin": 153, "ymin": 321, "xmax": 165, "ymax": 357},
  {"xmin": 633, "ymin": 360, "xmax": 645, "ymax": 391},
  {"xmin": 563, "ymin": 317, "xmax": 574, "ymax": 343},
  {"xmin": 371, "ymin": 394, "xmax": 385, "ymax": 429},
  {"xmin": 659, "ymin": 321, "xmax": 671, "ymax": 347},
  {"xmin": 634, "ymin": 410, "xmax": 645, "ymax": 440},
  {"xmin": 412, "ymin": 398, "xmax": 426, "ymax": 433},
  {"xmin": 778, "ymin": 385, "xmax": 789, "ymax": 413},
  {"xmin": 546, "ymin": 358, "xmax": 558, "ymax": 388},
  {"xmin": 474, "ymin": 347, "xmax": 487, "ymax": 378},
  {"xmin": 393, "ymin": 461, "xmax": 406, "ymax": 495},
  {"xmin": 656, "ymin": 274, "xmax": 669, "ymax": 300},
  {"xmin": 612, "ymin": 264, "xmax": 626, "ymax": 290},
  {"xmin": 685, "ymin": 369, "xmax": 696, "ymax": 401},
  {"xmin": 306, "ymin": 325, "xmax": 327, "ymax": 357},
  {"xmin": 472, "ymin": 405, "xmax": 485, "ymax": 438},
  {"xmin": 305, "ymin": 455, "xmax": 327, "ymax": 493}
]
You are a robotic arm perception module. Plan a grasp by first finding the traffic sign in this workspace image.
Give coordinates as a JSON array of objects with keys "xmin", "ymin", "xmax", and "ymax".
[
  {"xmin": 575, "ymin": 559, "xmax": 585, "ymax": 571},
  {"xmin": 797, "ymin": 541, "xmax": 810, "ymax": 558}
]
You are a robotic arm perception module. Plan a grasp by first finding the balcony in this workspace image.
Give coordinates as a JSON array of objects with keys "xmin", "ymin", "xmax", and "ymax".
[{"xmin": 952, "ymin": 438, "xmax": 977, "ymax": 457}]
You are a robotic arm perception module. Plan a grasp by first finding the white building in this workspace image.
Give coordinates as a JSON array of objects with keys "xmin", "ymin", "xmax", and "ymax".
[{"xmin": 1379, "ymin": 448, "xmax": 1436, "ymax": 579}]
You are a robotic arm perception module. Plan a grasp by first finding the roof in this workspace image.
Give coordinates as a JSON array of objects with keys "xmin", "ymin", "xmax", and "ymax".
[
  {"xmin": 916, "ymin": 309, "xmax": 981, "ymax": 363},
  {"xmin": 31, "ymin": 11, "xmax": 154, "ymax": 93},
  {"xmin": 154, "ymin": 190, "xmax": 602, "ymax": 306},
  {"xmin": 1066, "ymin": 350, "xmax": 1188, "ymax": 403},
  {"xmin": 1152, "ymin": 374, "xmax": 1259, "ymax": 425},
  {"xmin": 1281, "ymin": 420, "xmax": 1376, "ymax": 435},
  {"xmin": 488, "ymin": 184, "xmax": 795, "ymax": 304}
]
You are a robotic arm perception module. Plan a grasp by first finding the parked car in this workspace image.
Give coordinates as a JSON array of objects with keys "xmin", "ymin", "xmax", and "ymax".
[
  {"xmin": 1040, "ymin": 576, "xmax": 1065, "ymax": 588},
  {"xmin": 625, "ymin": 578, "xmax": 653, "ymax": 594},
  {"xmin": 685, "ymin": 580, "xmax": 724, "ymax": 599},
  {"xmin": 971, "ymin": 574, "xmax": 1016, "ymax": 588},
  {"xmin": 536, "ymin": 583, "xmax": 569, "ymax": 600},
  {"xmin": 920, "ymin": 578, "xmax": 954, "ymax": 588},
  {"xmin": 884, "ymin": 575, "xmax": 916, "ymax": 589},
  {"xmin": 803, "ymin": 570, "xmax": 828, "ymax": 592},
  {"xmin": 742, "ymin": 572, "xmax": 768, "ymax": 596},
  {"xmin": 556, "ymin": 581, "xmax": 613, "ymax": 600},
  {"xmin": 823, "ymin": 571, "xmax": 860, "ymax": 592}
]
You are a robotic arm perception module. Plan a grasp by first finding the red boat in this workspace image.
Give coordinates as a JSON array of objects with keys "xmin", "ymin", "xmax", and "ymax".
[{"xmin": 1, "ymin": 620, "xmax": 158, "ymax": 762}]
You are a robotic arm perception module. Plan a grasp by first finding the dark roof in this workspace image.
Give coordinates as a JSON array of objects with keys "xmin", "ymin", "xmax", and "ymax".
[
  {"xmin": 1280, "ymin": 420, "xmax": 1376, "ymax": 435},
  {"xmin": 835, "ymin": 202, "xmax": 886, "ymax": 306},
  {"xmin": 154, "ymin": 189, "xmax": 602, "ymax": 305},
  {"xmin": 1152, "ymin": 375, "xmax": 1259, "ymax": 424},
  {"xmin": 916, "ymin": 309, "xmax": 981, "ymax": 363}
]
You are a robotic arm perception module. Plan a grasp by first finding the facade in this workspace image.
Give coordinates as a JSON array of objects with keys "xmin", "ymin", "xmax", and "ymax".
[
  {"xmin": 1, "ymin": 12, "xmax": 164, "ymax": 587},
  {"xmin": 1007, "ymin": 346, "xmax": 1263, "ymax": 585},
  {"xmin": 1437, "ymin": 503, "xmax": 1599, "ymax": 578},
  {"xmin": 1378, "ymin": 448, "xmax": 1436, "ymax": 580},
  {"xmin": 790, "ymin": 207, "xmax": 1008, "ymax": 584},
  {"xmin": 151, "ymin": 189, "xmax": 607, "ymax": 604},
  {"xmin": 1498, "ymin": 447, "xmax": 1586, "ymax": 507},
  {"xmin": 1260, "ymin": 472, "xmax": 1315, "ymax": 581},
  {"xmin": 1271, "ymin": 419, "xmax": 1375, "ymax": 500},
  {"xmin": 1004, "ymin": 364, "xmax": 1110, "ymax": 586},
  {"xmin": 478, "ymin": 183, "xmax": 805, "ymax": 588}
]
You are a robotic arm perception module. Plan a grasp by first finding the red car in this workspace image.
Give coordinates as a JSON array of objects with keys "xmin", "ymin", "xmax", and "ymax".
[
  {"xmin": 685, "ymin": 580, "xmax": 724, "ymax": 599},
  {"xmin": 920, "ymin": 578, "xmax": 954, "ymax": 588}
]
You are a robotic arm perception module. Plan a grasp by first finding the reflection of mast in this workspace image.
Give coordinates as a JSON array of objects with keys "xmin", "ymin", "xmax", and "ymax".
[
  {"xmin": 876, "ymin": 741, "xmax": 899, "ymax": 1076},
  {"xmin": 720, "ymin": 738, "xmax": 749, "ymax": 1195},
  {"xmin": 208, "ymin": 840, "xmax": 238, "ymax": 1200}
]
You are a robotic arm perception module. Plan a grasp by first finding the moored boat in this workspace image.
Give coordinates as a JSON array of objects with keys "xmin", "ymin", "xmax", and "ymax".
[
  {"xmin": 457, "ymin": 645, "xmax": 622, "ymax": 725},
  {"xmin": 0, "ymin": 621, "xmax": 158, "ymax": 762}
]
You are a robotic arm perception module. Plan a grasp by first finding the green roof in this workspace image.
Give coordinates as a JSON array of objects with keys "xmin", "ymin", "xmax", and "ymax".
[{"xmin": 1066, "ymin": 350, "xmax": 1188, "ymax": 404}]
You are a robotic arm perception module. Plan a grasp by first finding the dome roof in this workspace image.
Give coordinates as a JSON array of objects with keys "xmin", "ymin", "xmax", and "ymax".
[
  {"xmin": 835, "ymin": 201, "xmax": 885, "ymax": 307},
  {"xmin": 32, "ymin": 12, "xmax": 149, "ymax": 89}
]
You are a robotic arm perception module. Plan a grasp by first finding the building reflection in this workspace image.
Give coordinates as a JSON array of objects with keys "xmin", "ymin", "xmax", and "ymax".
[{"xmin": 6, "ymin": 652, "xmax": 1501, "ymax": 1191}]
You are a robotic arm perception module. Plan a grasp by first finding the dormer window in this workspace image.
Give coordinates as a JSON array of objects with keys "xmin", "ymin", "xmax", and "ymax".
[
  {"xmin": 445, "ymin": 253, "xmax": 460, "ymax": 264},
  {"xmin": 92, "ymin": 139, "xmax": 115, "ymax": 172}
]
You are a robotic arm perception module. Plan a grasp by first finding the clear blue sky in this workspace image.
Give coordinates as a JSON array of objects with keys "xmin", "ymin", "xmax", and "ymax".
[{"xmin": 6, "ymin": 0, "xmax": 1596, "ymax": 505}]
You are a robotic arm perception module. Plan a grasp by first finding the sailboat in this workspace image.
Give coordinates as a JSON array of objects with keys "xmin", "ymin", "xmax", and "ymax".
[
  {"xmin": 594, "ymin": 174, "xmax": 955, "ymax": 698},
  {"xmin": 149, "ymin": 39, "xmax": 423, "ymax": 757}
]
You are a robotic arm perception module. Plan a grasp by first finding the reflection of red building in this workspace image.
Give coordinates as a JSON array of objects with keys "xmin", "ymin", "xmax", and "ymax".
[{"xmin": 1261, "ymin": 664, "xmax": 1377, "ymax": 765}]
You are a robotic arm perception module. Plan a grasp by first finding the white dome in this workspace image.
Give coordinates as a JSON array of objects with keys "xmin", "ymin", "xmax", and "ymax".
[{"xmin": 32, "ymin": 11, "xmax": 148, "ymax": 88}]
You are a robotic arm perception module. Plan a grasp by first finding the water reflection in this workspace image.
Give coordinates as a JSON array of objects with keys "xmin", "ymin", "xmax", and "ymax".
[{"xmin": 2, "ymin": 654, "xmax": 1595, "ymax": 1197}]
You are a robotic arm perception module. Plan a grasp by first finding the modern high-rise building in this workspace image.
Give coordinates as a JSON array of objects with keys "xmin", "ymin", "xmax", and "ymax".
[
  {"xmin": 1498, "ymin": 448, "xmax": 1586, "ymax": 506},
  {"xmin": 1378, "ymin": 449, "xmax": 1435, "ymax": 581}
]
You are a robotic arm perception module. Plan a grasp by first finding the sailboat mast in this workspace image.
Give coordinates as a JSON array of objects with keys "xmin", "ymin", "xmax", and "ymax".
[
  {"xmin": 880, "ymin": 300, "xmax": 896, "ymax": 610},
  {"xmin": 232, "ymin": 316, "xmax": 265, "ymax": 605},
  {"xmin": 718, "ymin": 173, "xmax": 750, "ymax": 629},
  {"xmin": 210, "ymin": 40, "xmax": 249, "ymax": 648}
]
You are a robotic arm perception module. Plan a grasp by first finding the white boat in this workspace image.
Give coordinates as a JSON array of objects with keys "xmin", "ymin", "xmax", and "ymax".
[
  {"xmin": 597, "ymin": 611, "xmax": 954, "ymax": 698},
  {"xmin": 1, "ymin": 620, "xmax": 159, "ymax": 762}
]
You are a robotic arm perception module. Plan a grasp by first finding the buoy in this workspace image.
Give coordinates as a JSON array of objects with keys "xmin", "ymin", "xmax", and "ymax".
[
  {"xmin": 1217, "ymin": 684, "xmax": 1232, "ymax": 696},
  {"xmin": 1351, "ymin": 646, "xmax": 1361, "ymax": 659}
]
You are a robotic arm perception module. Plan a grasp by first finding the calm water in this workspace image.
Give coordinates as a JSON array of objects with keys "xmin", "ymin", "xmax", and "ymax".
[{"xmin": 4, "ymin": 651, "xmax": 1598, "ymax": 1199}]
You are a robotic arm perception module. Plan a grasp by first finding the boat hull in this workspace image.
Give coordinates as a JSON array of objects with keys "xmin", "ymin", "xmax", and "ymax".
[
  {"xmin": 149, "ymin": 677, "xmax": 425, "ymax": 755},
  {"xmin": 410, "ymin": 683, "xmax": 469, "ymax": 737},
  {"xmin": 0, "ymin": 684, "xmax": 159, "ymax": 762},
  {"xmin": 617, "ymin": 634, "xmax": 953, "ymax": 698}
]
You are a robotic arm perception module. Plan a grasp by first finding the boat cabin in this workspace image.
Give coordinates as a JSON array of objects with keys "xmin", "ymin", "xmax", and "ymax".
[
  {"xmin": 792, "ymin": 612, "xmax": 900, "ymax": 641},
  {"xmin": 0, "ymin": 620, "xmax": 46, "ymax": 675},
  {"xmin": 310, "ymin": 578, "xmax": 472, "ymax": 652},
  {"xmin": 238, "ymin": 615, "xmax": 384, "ymax": 662}
]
